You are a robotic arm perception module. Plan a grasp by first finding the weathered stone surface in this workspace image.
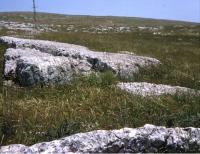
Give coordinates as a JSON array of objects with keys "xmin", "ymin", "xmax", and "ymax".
[
  {"xmin": 1, "ymin": 36, "xmax": 161, "ymax": 86},
  {"xmin": 4, "ymin": 48, "xmax": 92, "ymax": 86},
  {"xmin": 117, "ymin": 82, "xmax": 200, "ymax": 96},
  {"xmin": 1, "ymin": 124, "xmax": 200, "ymax": 153}
]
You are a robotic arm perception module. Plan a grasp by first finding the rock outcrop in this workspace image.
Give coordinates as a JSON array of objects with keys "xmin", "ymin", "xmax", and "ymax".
[
  {"xmin": 117, "ymin": 82, "xmax": 200, "ymax": 97},
  {"xmin": 1, "ymin": 124, "xmax": 200, "ymax": 153},
  {"xmin": 0, "ymin": 36, "xmax": 160, "ymax": 86}
]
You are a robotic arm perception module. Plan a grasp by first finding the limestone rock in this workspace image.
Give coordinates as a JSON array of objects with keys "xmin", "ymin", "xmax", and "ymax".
[
  {"xmin": 1, "ymin": 36, "xmax": 161, "ymax": 86},
  {"xmin": 117, "ymin": 82, "xmax": 200, "ymax": 96},
  {"xmin": 4, "ymin": 48, "xmax": 92, "ymax": 86},
  {"xmin": 1, "ymin": 124, "xmax": 200, "ymax": 153}
]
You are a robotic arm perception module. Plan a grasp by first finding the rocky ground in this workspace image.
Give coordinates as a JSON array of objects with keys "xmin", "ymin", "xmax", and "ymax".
[
  {"xmin": 0, "ymin": 13, "xmax": 199, "ymax": 153},
  {"xmin": 0, "ymin": 20, "xmax": 163, "ymax": 34},
  {"xmin": 0, "ymin": 21, "xmax": 57, "ymax": 33},
  {"xmin": 1, "ymin": 18, "xmax": 198, "ymax": 35}
]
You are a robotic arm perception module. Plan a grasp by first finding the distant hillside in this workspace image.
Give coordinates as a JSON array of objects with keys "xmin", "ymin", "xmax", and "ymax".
[{"xmin": 0, "ymin": 12, "xmax": 199, "ymax": 26}]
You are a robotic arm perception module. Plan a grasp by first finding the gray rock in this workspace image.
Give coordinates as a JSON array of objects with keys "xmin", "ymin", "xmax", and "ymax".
[
  {"xmin": 1, "ymin": 36, "xmax": 161, "ymax": 86},
  {"xmin": 117, "ymin": 82, "xmax": 200, "ymax": 96},
  {"xmin": 4, "ymin": 48, "xmax": 92, "ymax": 86},
  {"xmin": 1, "ymin": 124, "xmax": 200, "ymax": 153}
]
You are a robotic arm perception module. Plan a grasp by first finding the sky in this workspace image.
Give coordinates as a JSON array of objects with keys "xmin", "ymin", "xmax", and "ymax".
[{"xmin": 0, "ymin": 0, "xmax": 199, "ymax": 23}]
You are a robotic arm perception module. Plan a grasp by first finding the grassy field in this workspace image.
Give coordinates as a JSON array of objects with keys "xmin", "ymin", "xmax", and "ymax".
[{"xmin": 0, "ymin": 13, "xmax": 200, "ymax": 145}]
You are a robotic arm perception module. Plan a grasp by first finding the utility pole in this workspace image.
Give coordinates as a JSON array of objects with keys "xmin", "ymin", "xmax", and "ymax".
[{"xmin": 33, "ymin": 0, "xmax": 37, "ymax": 29}]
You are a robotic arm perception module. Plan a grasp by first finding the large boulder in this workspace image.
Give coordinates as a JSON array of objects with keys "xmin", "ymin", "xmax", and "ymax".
[
  {"xmin": 117, "ymin": 82, "xmax": 200, "ymax": 96},
  {"xmin": 4, "ymin": 48, "xmax": 92, "ymax": 86},
  {"xmin": 1, "ymin": 36, "xmax": 161, "ymax": 86},
  {"xmin": 1, "ymin": 124, "xmax": 200, "ymax": 153}
]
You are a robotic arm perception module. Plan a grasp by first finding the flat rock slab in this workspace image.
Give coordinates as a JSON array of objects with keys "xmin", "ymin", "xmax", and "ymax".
[
  {"xmin": 0, "ymin": 36, "xmax": 160, "ymax": 86},
  {"xmin": 117, "ymin": 82, "xmax": 200, "ymax": 96},
  {"xmin": 1, "ymin": 124, "xmax": 200, "ymax": 153}
]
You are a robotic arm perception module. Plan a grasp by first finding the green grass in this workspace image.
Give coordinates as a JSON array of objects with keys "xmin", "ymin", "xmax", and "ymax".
[
  {"xmin": 0, "ymin": 14, "xmax": 200, "ymax": 146},
  {"xmin": 1, "ymin": 75, "xmax": 200, "ymax": 145}
]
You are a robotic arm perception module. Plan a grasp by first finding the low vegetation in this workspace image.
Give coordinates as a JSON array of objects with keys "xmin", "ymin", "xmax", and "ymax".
[{"xmin": 0, "ymin": 13, "xmax": 200, "ymax": 145}]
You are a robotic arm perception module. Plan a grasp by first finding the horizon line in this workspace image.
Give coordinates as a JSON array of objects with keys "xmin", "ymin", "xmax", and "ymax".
[{"xmin": 0, "ymin": 11, "xmax": 199, "ymax": 24}]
